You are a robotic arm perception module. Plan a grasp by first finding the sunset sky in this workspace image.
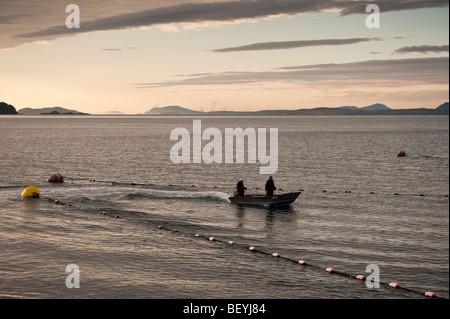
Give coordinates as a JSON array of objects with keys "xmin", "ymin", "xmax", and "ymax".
[{"xmin": 0, "ymin": 0, "xmax": 448, "ymax": 114}]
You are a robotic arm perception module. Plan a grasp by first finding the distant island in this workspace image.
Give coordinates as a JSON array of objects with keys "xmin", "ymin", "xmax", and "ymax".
[
  {"xmin": 145, "ymin": 105, "xmax": 202, "ymax": 116},
  {"xmin": 145, "ymin": 102, "xmax": 449, "ymax": 116},
  {"xmin": 18, "ymin": 107, "xmax": 90, "ymax": 115},
  {"xmin": 2, "ymin": 101, "xmax": 448, "ymax": 116},
  {"xmin": 0, "ymin": 102, "xmax": 18, "ymax": 114}
]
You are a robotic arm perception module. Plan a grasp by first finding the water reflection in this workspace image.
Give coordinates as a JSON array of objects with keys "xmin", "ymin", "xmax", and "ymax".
[
  {"xmin": 234, "ymin": 204, "xmax": 297, "ymax": 234},
  {"xmin": 21, "ymin": 197, "xmax": 42, "ymax": 211}
]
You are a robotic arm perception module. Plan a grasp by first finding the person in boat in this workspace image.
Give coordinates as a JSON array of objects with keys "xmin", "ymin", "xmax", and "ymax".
[
  {"xmin": 236, "ymin": 179, "xmax": 247, "ymax": 197},
  {"xmin": 265, "ymin": 176, "xmax": 277, "ymax": 196}
]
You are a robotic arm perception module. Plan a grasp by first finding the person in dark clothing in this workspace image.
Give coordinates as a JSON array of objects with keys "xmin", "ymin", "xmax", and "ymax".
[
  {"xmin": 236, "ymin": 179, "xmax": 247, "ymax": 197},
  {"xmin": 265, "ymin": 176, "xmax": 277, "ymax": 196}
]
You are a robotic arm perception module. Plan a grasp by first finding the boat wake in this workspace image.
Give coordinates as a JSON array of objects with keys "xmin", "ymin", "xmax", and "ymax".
[
  {"xmin": 125, "ymin": 190, "xmax": 231, "ymax": 203},
  {"xmin": 0, "ymin": 184, "xmax": 231, "ymax": 204}
]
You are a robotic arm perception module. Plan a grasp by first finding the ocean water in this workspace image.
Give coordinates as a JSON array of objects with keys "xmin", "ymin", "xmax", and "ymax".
[{"xmin": 0, "ymin": 115, "xmax": 448, "ymax": 300}]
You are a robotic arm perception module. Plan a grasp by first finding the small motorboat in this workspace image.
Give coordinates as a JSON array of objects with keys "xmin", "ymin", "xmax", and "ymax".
[{"xmin": 229, "ymin": 192, "xmax": 301, "ymax": 206}]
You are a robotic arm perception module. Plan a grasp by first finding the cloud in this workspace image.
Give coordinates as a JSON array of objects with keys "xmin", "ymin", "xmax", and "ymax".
[
  {"xmin": 100, "ymin": 47, "xmax": 137, "ymax": 51},
  {"xmin": 340, "ymin": 0, "xmax": 449, "ymax": 15},
  {"xmin": 15, "ymin": 0, "xmax": 339, "ymax": 39},
  {"xmin": 14, "ymin": 0, "xmax": 450, "ymax": 39},
  {"xmin": 394, "ymin": 45, "xmax": 449, "ymax": 54},
  {"xmin": 0, "ymin": 14, "xmax": 30, "ymax": 24},
  {"xmin": 133, "ymin": 57, "xmax": 449, "ymax": 88},
  {"xmin": 2, "ymin": 0, "xmax": 448, "ymax": 49},
  {"xmin": 1, "ymin": 0, "xmax": 194, "ymax": 49},
  {"xmin": 213, "ymin": 37, "xmax": 384, "ymax": 52}
]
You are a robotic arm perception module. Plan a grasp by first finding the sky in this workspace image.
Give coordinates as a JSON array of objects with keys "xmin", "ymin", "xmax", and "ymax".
[{"xmin": 0, "ymin": 0, "xmax": 448, "ymax": 114}]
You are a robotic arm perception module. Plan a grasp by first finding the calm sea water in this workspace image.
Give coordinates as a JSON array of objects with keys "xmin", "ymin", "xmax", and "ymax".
[{"xmin": 0, "ymin": 115, "xmax": 448, "ymax": 300}]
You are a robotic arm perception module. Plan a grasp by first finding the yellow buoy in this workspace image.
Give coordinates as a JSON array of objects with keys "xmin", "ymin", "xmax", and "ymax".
[{"xmin": 21, "ymin": 186, "xmax": 40, "ymax": 198}]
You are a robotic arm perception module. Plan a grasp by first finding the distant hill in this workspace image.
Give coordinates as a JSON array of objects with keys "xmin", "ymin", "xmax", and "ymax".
[
  {"xmin": 145, "ymin": 105, "xmax": 294, "ymax": 116},
  {"xmin": 4, "ymin": 101, "xmax": 448, "ymax": 116},
  {"xmin": 436, "ymin": 102, "xmax": 449, "ymax": 112},
  {"xmin": 286, "ymin": 103, "xmax": 448, "ymax": 116},
  {"xmin": 360, "ymin": 103, "xmax": 390, "ymax": 111},
  {"xmin": 145, "ymin": 105, "xmax": 202, "ymax": 115},
  {"xmin": 0, "ymin": 102, "xmax": 18, "ymax": 114},
  {"xmin": 18, "ymin": 107, "xmax": 89, "ymax": 115},
  {"xmin": 7, "ymin": 101, "xmax": 448, "ymax": 116},
  {"xmin": 337, "ymin": 106, "xmax": 359, "ymax": 111},
  {"xmin": 211, "ymin": 109, "xmax": 291, "ymax": 116},
  {"xmin": 336, "ymin": 104, "xmax": 391, "ymax": 111},
  {"xmin": 145, "ymin": 102, "xmax": 448, "ymax": 116}
]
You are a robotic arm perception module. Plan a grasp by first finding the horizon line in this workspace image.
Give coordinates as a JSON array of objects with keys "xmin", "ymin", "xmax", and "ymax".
[{"xmin": 8, "ymin": 101, "xmax": 448, "ymax": 115}]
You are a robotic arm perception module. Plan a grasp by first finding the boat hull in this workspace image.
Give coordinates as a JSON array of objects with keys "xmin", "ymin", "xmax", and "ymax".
[{"xmin": 228, "ymin": 192, "xmax": 301, "ymax": 206}]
